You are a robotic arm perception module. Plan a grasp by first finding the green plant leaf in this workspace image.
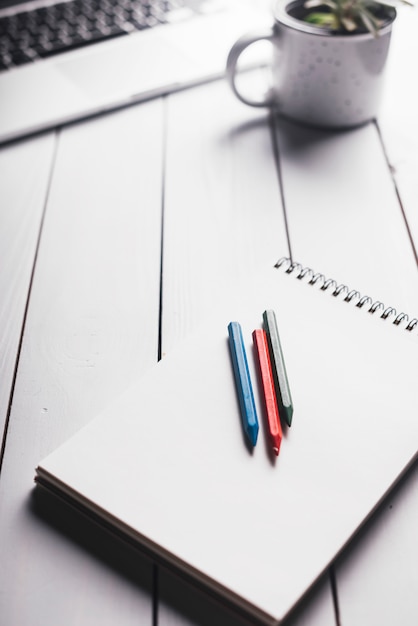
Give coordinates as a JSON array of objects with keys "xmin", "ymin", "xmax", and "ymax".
[
  {"xmin": 359, "ymin": 5, "xmax": 382, "ymax": 35},
  {"xmin": 304, "ymin": 0, "xmax": 411, "ymax": 33},
  {"xmin": 304, "ymin": 11, "xmax": 340, "ymax": 26}
]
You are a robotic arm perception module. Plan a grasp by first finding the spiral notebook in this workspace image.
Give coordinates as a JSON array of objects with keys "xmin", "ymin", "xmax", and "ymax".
[{"xmin": 35, "ymin": 259, "xmax": 418, "ymax": 625}]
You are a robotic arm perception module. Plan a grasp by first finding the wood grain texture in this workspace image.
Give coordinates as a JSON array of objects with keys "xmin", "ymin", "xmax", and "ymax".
[
  {"xmin": 272, "ymin": 118, "xmax": 418, "ymax": 316},
  {"xmin": 161, "ymin": 79, "xmax": 289, "ymax": 356},
  {"xmin": 0, "ymin": 132, "xmax": 55, "ymax": 442},
  {"xmin": 0, "ymin": 101, "xmax": 165, "ymax": 625},
  {"xmin": 378, "ymin": 8, "xmax": 418, "ymax": 261},
  {"xmin": 336, "ymin": 465, "xmax": 418, "ymax": 626}
]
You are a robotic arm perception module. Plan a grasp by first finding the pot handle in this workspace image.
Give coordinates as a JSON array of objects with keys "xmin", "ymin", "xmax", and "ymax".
[{"xmin": 226, "ymin": 28, "xmax": 276, "ymax": 108}]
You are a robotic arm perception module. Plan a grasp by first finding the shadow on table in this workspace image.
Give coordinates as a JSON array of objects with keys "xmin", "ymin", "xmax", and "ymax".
[
  {"xmin": 158, "ymin": 565, "xmax": 336, "ymax": 626},
  {"xmin": 30, "ymin": 486, "xmax": 153, "ymax": 595},
  {"xmin": 30, "ymin": 484, "xmax": 336, "ymax": 626},
  {"xmin": 226, "ymin": 107, "xmax": 364, "ymax": 143}
]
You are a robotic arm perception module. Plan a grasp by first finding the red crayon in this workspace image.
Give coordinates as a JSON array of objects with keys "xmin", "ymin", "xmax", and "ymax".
[{"xmin": 252, "ymin": 329, "xmax": 283, "ymax": 455}]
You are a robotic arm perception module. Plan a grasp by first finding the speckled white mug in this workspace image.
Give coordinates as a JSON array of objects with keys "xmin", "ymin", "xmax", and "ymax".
[{"xmin": 226, "ymin": 0, "xmax": 395, "ymax": 128}]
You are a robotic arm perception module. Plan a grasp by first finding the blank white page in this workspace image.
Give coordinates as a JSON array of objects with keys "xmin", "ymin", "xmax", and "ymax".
[{"xmin": 36, "ymin": 263, "xmax": 418, "ymax": 625}]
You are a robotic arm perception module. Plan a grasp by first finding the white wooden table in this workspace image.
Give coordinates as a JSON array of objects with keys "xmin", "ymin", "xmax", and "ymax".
[{"xmin": 1, "ymin": 7, "xmax": 418, "ymax": 625}]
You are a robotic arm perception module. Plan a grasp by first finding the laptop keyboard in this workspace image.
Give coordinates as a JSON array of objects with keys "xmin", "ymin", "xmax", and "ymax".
[{"xmin": 0, "ymin": 0, "xmax": 207, "ymax": 72}]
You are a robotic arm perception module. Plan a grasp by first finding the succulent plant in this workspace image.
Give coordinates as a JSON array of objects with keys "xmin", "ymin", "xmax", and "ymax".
[{"xmin": 303, "ymin": 0, "xmax": 409, "ymax": 35}]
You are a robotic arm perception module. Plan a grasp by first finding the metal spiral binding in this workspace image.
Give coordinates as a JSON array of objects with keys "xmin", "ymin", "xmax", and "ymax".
[{"xmin": 275, "ymin": 257, "xmax": 418, "ymax": 332}]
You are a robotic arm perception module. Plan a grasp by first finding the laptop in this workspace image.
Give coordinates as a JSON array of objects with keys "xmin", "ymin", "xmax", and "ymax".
[{"xmin": 0, "ymin": 0, "xmax": 269, "ymax": 145}]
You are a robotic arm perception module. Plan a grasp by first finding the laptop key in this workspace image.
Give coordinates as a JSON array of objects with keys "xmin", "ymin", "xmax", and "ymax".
[
  {"xmin": 34, "ymin": 28, "xmax": 127, "ymax": 58},
  {"xmin": 10, "ymin": 49, "xmax": 35, "ymax": 66}
]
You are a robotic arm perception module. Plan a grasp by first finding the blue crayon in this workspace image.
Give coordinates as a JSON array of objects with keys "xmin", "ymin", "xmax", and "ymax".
[{"xmin": 228, "ymin": 321, "xmax": 259, "ymax": 447}]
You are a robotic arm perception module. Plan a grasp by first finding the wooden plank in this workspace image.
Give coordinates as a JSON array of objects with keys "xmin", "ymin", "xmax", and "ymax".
[
  {"xmin": 161, "ymin": 78, "xmax": 289, "ymax": 356},
  {"xmin": 158, "ymin": 79, "xmax": 336, "ymax": 625},
  {"xmin": 273, "ymin": 118, "xmax": 418, "ymax": 316},
  {"xmin": 0, "ymin": 133, "xmax": 55, "ymax": 440},
  {"xmin": 336, "ymin": 465, "xmax": 418, "ymax": 625},
  {"xmin": 0, "ymin": 101, "xmax": 165, "ymax": 625},
  {"xmin": 378, "ymin": 8, "xmax": 418, "ymax": 258}
]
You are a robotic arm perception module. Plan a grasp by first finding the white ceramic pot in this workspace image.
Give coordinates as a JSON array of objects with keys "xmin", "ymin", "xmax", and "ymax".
[{"xmin": 226, "ymin": 0, "xmax": 396, "ymax": 128}]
